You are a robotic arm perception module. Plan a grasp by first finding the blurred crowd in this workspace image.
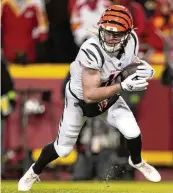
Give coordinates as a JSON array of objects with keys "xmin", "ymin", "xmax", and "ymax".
[
  {"xmin": 1, "ymin": 0, "xmax": 173, "ymax": 180},
  {"xmin": 1, "ymin": 0, "xmax": 173, "ymax": 65}
]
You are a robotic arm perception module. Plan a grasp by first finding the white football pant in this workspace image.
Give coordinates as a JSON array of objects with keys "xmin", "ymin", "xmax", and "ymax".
[{"xmin": 54, "ymin": 82, "xmax": 141, "ymax": 157}]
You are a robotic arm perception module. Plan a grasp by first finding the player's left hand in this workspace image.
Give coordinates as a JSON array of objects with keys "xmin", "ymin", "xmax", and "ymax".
[{"xmin": 136, "ymin": 60, "xmax": 155, "ymax": 80}]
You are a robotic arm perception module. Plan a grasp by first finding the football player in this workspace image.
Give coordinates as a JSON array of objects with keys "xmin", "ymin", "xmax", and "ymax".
[{"xmin": 18, "ymin": 5, "xmax": 160, "ymax": 191}]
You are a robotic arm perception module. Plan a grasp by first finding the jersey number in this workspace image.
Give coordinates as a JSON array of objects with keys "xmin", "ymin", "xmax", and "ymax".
[{"xmin": 101, "ymin": 73, "xmax": 117, "ymax": 87}]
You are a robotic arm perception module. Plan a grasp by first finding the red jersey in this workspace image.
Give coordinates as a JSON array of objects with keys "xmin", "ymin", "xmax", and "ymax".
[{"xmin": 1, "ymin": 0, "xmax": 48, "ymax": 63}]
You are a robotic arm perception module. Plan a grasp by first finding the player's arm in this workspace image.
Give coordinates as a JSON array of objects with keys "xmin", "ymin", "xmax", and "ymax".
[
  {"xmin": 82, "ymin": 66, "xmax": 121, "ymax": 103},
  {"xmin": 82, "ymin": 66, "xmax": 149, "ymax": 103}
]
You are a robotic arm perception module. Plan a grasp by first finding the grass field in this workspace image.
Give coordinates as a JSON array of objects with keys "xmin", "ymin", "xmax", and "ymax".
[{"xmin": 1, "ymin": 181, "xmax": 173, "ymax": 193}]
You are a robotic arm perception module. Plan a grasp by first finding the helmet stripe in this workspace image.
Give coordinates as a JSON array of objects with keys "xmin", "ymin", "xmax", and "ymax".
[
  {"xmin": 106, "ymin": 9, "xmax": 132, "ymax": 24},
  {"xmin": 103, "ymin": 14, "xmax": 130, "ymax": 28}
]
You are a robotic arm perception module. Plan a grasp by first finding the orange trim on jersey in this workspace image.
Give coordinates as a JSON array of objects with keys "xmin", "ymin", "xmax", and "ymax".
[
  {"xmin": 71, "ymin": 23, "xmax": 81, "ymax": 31},
  {"xmin": 1, "ymin": 0, "xmax": 21, "ymax": 16}
]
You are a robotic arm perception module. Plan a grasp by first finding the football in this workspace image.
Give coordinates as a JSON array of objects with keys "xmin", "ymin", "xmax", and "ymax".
[{"xmin": 116, "ymin": 62, "xmax": 143, "ymax": 82}]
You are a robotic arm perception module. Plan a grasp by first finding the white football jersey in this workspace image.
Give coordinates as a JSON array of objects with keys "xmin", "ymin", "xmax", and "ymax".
[{"xmin": 70, "ymin": 30, "xmax": 139, "ymax": 99}]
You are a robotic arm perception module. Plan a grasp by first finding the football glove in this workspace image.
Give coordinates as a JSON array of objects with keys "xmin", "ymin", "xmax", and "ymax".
[
  {"xmin": 136, "ymin": 60, "xmax": 155, "ymax": 80},
  {"xmin": 120, "ymin": 73, "xmax": 149, "ymax": 91}
]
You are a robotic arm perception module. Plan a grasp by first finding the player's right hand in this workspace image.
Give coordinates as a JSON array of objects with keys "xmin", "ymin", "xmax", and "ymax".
[{"xmin": 120, "ymin": 73, "xmax": 148, "ymax": 91}]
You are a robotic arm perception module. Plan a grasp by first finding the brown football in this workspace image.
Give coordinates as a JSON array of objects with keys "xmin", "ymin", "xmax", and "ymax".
[{"xmin": 116, "ymin": 62, "xmax": 143, "ymax": 82}]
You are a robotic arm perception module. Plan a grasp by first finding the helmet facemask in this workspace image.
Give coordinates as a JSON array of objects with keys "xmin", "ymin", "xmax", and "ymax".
[
  {"xmin": 99, "ymin": 27, "xmax": 130, "ymax": 53},
  {"xmin": 98, "ymin": 5, "xmax": 134, "ymax": 54}
]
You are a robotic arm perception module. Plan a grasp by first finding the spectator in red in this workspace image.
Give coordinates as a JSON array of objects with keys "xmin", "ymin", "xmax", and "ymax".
[
  {"xmin": 143, "ymin": 0, "xmax": 173, "ymax": 53},
  {"xmin": 150, "ymin": 0, "xmax": 173, "ymax": 85},
  {"xmin": 1, "ymin": 0, "xmax": 48, "ymax": 64},
  {"xmin": 152, "ymin": 0, "xmax": 173, "ymax": 37},
  {"xmin": 68, "ymin": 0, "xmax": 77, "ymax": 15}
]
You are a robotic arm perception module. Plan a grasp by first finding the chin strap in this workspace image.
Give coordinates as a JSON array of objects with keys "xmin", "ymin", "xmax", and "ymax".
[{"xmin": 117, "ymin": 32, "xmax": 131, "ymax": 59}]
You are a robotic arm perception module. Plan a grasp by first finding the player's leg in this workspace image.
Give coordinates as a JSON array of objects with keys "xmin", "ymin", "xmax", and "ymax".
[
  {"xmin": 104, "ymin": 96, "xmax": 142, "ymax": 164},
  {"xmin": 18, "ymin": 83, "xmax": 87, "ymax": 191},
  {"xmin": 100, "ymin": 96, "xmax": 161, "ymax": 182},
  {"xmin": 33, "ymin": 102, "xmax": 87, "ymax": 174}
]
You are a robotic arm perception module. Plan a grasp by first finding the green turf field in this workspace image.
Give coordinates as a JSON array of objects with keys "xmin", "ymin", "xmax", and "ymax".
[{"xmin": 1, "ymin": 181, "xmax": 173, "ymax": 193}]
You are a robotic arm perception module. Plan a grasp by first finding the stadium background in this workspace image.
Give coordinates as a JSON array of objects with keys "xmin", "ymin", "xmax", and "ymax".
[{"xmin": 1, "ymin": 0, "xmax": 173, "ymax": 192}]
